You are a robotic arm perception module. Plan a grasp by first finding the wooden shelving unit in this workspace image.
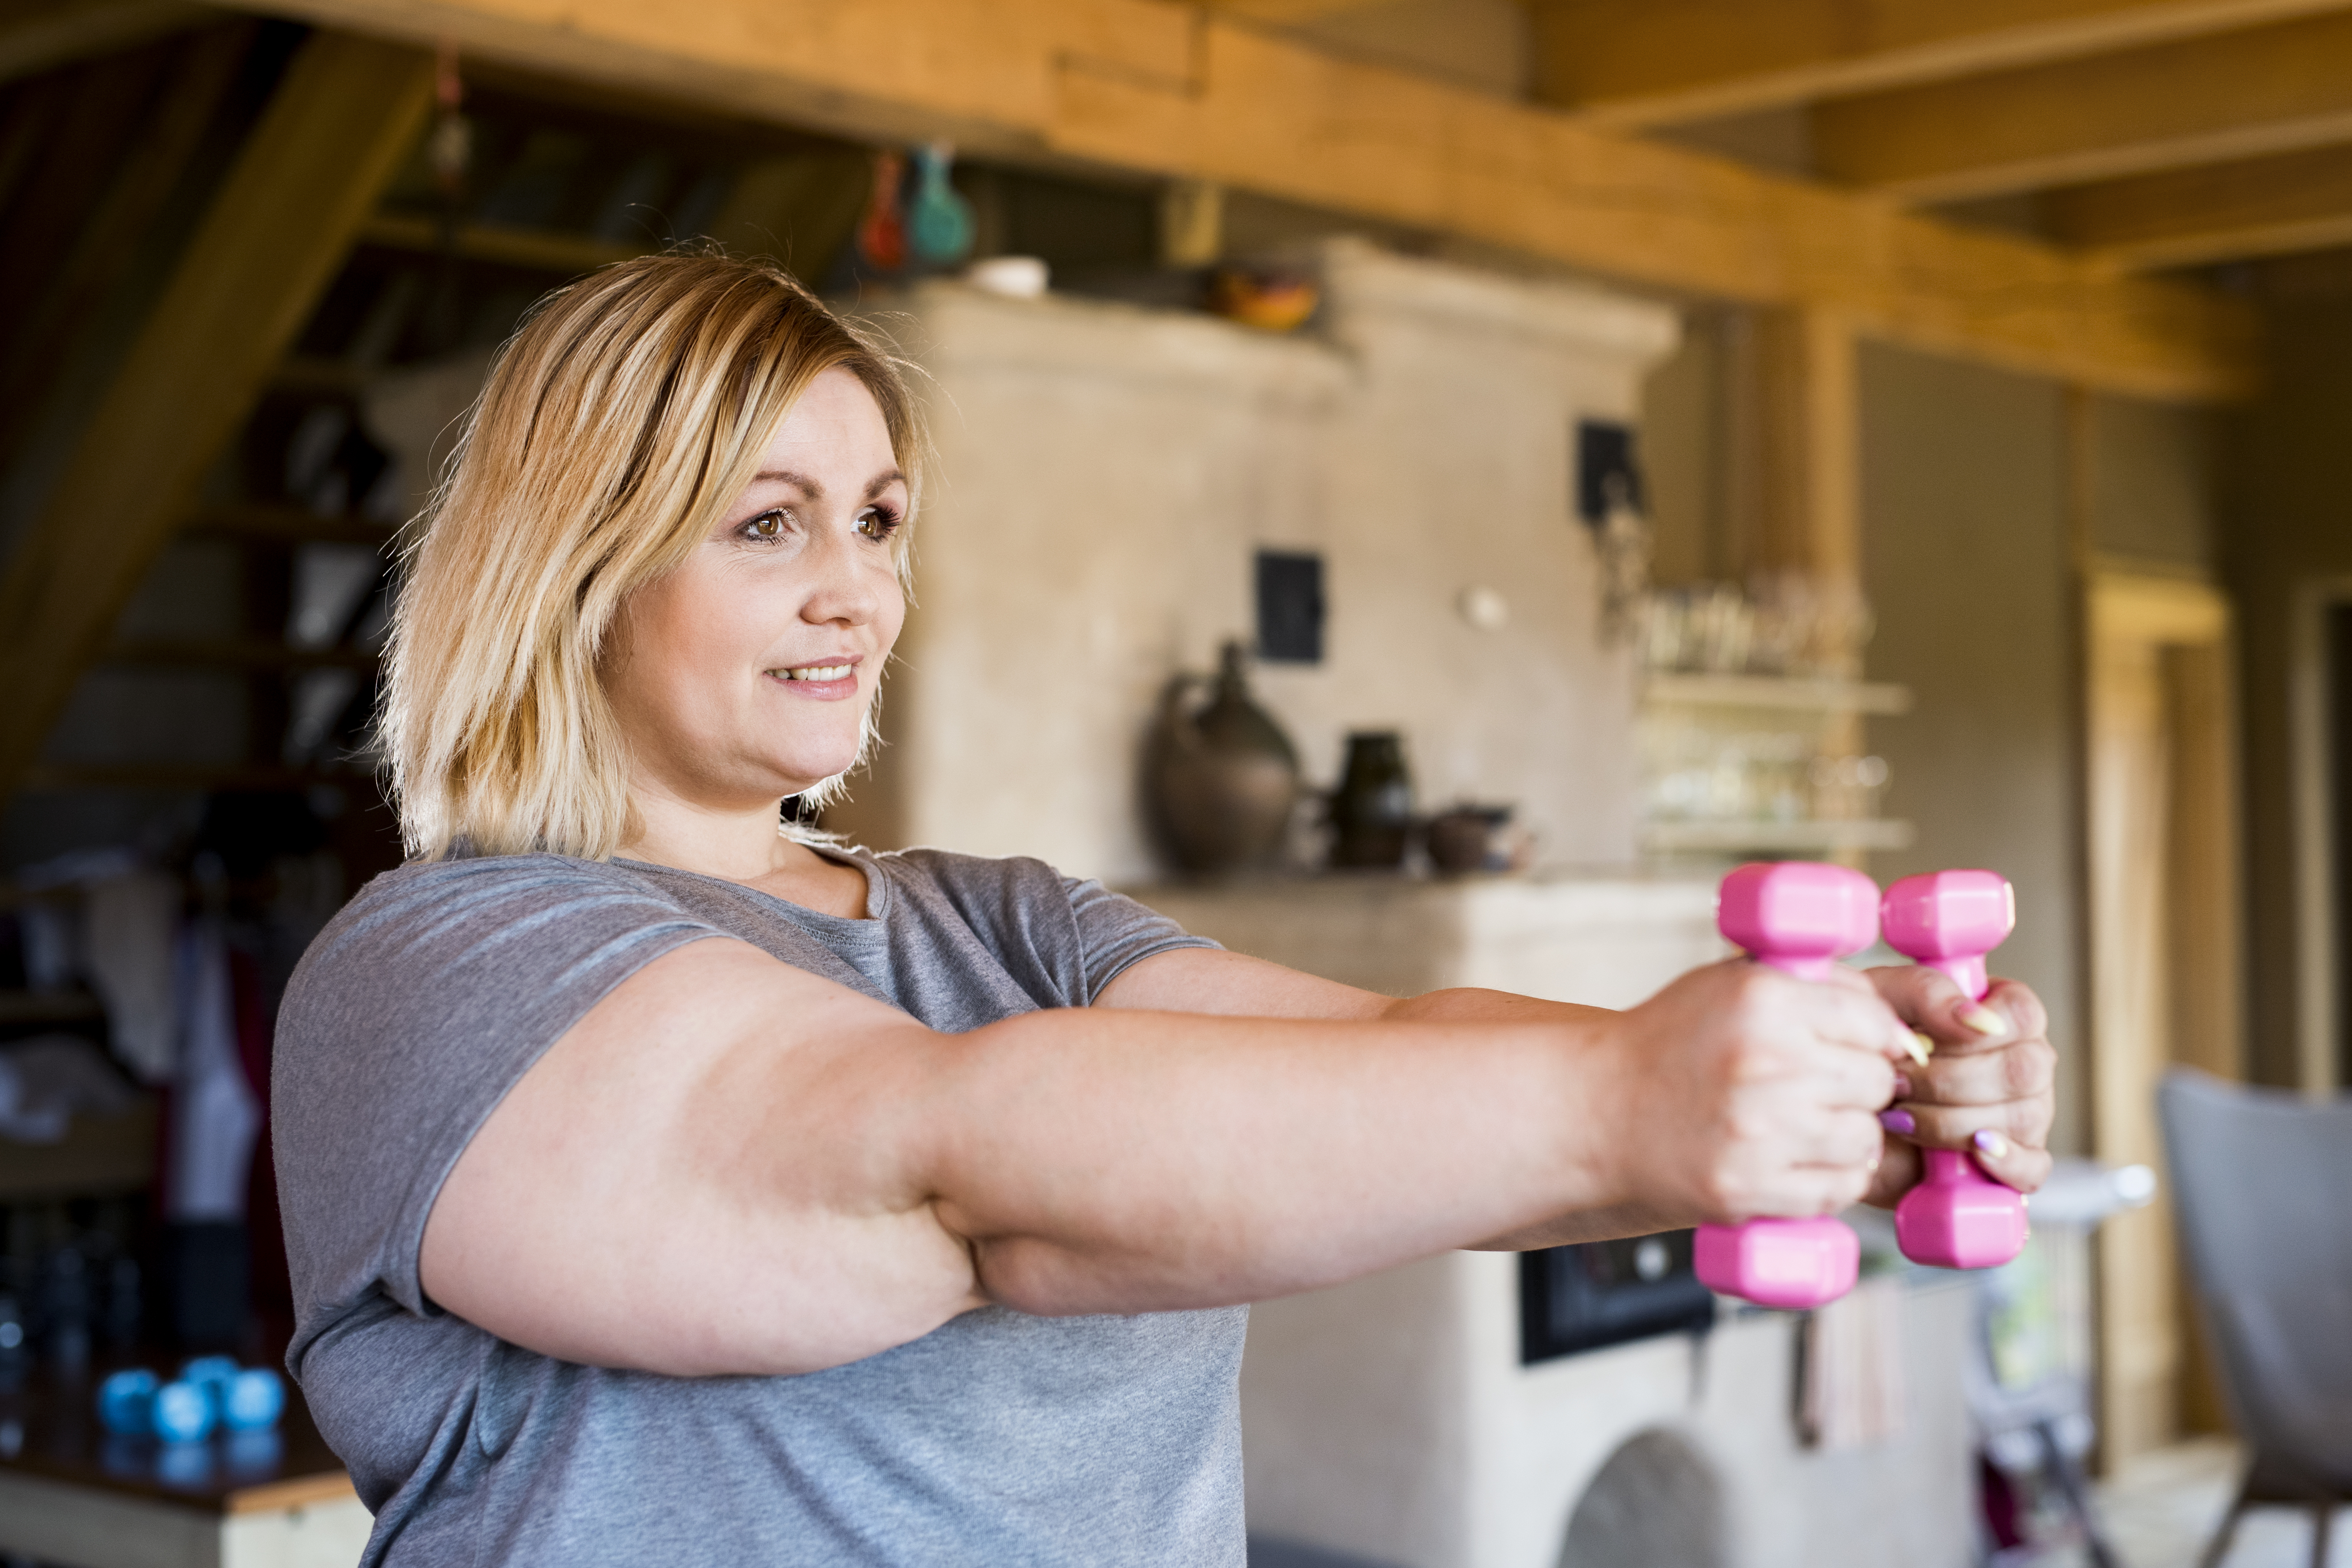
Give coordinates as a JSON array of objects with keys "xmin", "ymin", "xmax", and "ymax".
[
  {"xmin": 1636, "ymin": 671, "xmax": 1913, "ymax": 858},
  {"xmin": 179, "ymin": 504, "xmax": 395, "ymax": 549},
  {"xmin": 1637, "ymin": 818, "xmax": 1916, "ymax": 854},
  {"xmin": 0, "ymin": 1101, "xmax": 157, "ymax": 1203},
  {"xmin": 95, "ymin": 637, "xmax": 380, "ymax": 671},
  {"xmin": 0, "ymin": 991, "xmax": 106, "ymax": 1026},
  {"xmin": 1640, "ymin": 672, "xmax": 1913, "ymax": 716},
  {"xmin": 356, "ymin": 211, "xmax": 649, "ymax": 273}
]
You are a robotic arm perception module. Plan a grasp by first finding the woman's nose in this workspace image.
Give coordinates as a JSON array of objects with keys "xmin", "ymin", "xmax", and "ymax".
[{"xmin": 800, "ymin": 527, "xmax": 887, "ymax": 626}]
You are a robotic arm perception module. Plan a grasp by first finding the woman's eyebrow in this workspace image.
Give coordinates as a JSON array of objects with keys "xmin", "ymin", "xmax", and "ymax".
[
  {"xmin": 749, "ymin": 468, "xmax": 820, "ymax": 496},
  {"xmin": 743, "ymin": 469, "xmax": 905, "ymax": 500}
]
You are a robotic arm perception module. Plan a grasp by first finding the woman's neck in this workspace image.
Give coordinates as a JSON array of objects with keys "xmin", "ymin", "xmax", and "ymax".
[{"xmin": 618, "ymin": 788, "xmax": 868, "ymax": 919}]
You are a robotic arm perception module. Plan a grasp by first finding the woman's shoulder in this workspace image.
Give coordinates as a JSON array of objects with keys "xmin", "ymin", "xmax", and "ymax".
[
  {"xmin": 858, "ymin": 844, "xmax": 1064, "ymax": 894},
  {"xmin": 850, "ymin": 844, "xmax": 1081, "ymax": 923},
  {"xmin": 287, "ymin": 852, "xmax": 699, "ymax": 1003},
  {"xmin": 348, "ymin": 848, "xmax": 650, "ymax": 903},
  {"xmin": 322, "ymin": 851, "xmax": 655, "ymax": 933}
]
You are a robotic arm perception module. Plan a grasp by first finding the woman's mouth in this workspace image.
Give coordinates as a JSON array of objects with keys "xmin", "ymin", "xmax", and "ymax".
[{"xmin": 766, "ymin": 660, "xmax": 860, "ymax": 698}]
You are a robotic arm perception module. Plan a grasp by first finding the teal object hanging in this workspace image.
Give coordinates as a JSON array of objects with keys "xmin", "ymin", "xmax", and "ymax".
[{"xmin": 906, "ymin": 142, "xmax": 975, "ymax": 267}]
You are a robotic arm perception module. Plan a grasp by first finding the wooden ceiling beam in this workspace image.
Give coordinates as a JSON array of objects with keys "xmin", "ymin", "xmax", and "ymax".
[
  {"xmin": 243, "ymin": 0, "xmax": 2255, "ymax": 401},
  {"xmin": 0, "ymin": 32, "xmax": 433, "ymax": 797},
  {"xmin": 0, "ymin": 0, "xmax": 212, "ymax": 84},
  {"xmin": 1815, "ymin": 8, "xmax": 2352, "ymax": 204},
  {"xmin": 1527, "ymin": 0, "xmax": 2352, "ymax": 130},
  {"xmin": 1191, "ymin": 0, "xmax": 1374, "ymax": 22},
  {"xmin": 2048, "ymin": 142, "xmax": 2352, "ymax": 271}
]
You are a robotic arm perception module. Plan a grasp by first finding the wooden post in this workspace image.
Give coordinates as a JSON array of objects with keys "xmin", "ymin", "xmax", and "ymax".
[
  {"xmin": 1737, "ymin": 305, "xmax": 1868, "ymax": 857},
  {"xmin": 1751, "ymin": 304, "xmax": 1862, "ymax": 619},
  {"xmin": 0, "ymin": 31, "xmax": 434, "ymax": 796}
]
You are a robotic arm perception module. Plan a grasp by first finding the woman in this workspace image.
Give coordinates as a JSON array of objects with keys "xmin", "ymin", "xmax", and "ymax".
[{"xmin": 274, "ymin": 255, "xmax": 2056, "ymax": 1566}]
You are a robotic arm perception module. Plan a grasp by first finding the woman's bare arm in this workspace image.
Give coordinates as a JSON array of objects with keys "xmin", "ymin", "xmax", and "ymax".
[
  {"xmin": 1098, "ymin": 946, "xmax": 2059, "ymax": 1241},
  {"xmin": 421, "ymin": 936, "xmax": 1912, "ymax": 1379}
]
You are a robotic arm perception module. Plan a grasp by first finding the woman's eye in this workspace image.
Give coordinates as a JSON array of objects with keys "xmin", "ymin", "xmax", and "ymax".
[
  {"xmin": 856, "ymin": 507, "xmax": 902, "ymax": 542},
  {"xmin": 743, "ymin": 509, "xmax": 790, "ymax": 542}
]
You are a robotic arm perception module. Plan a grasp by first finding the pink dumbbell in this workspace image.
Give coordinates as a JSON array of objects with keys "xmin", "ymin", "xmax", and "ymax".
[
  {"xmin": 1879, "ymin": 870, "xmax": 2030, "ymax": 1270},
  {"xmin": 1695, "ymin": 860, "xmax": 1880, "ymax": 1310}
]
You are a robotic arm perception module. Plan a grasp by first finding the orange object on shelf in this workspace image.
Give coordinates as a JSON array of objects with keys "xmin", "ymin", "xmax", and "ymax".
[
  {"xmin": 855, "ymin": 150, "xmax": 907, "ymax": 274},
  {"xmin": 1208, "ymin": 269, "xmax": 1318, "ymax": 332}
]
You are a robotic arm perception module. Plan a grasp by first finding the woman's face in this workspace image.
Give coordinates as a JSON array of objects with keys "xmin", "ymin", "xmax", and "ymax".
[{"xmin": 607, "ymin": 366, "xmax": 908, "ymax": 809}]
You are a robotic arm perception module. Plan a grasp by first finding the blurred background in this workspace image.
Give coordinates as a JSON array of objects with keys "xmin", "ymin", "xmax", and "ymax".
[{"xmin": 0, "ymin": 2, "xmax": 2347, "ymax": 1564}]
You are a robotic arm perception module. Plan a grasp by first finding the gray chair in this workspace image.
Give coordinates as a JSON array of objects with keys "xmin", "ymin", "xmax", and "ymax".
[{"xmin": 2157, "ymin": 1069, "xmax": 2352, "ymax": 1568}]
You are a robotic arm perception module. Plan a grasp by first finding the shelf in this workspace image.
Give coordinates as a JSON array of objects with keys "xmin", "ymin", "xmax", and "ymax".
[
  {"xmin": 181, "ymin": 504, "xmax": 396, "ymax": 548},
  {"xmin": 1640, "ymin": 673, "xmax": 1913, "ymax": 716},
  {"xmin": 0, "ymin": 992, "xmax": 105, "ymax": 1025},
  {"xmin": 16, "ymin": 764, "xmax": 370, "ymax": 793},
  {"xmin": 0, "ymin": 1102, "xmax": 157, "ymax": 1202},
  {"xmin": 267, "ymin": 356, "xmax": 363, "ymax": 397},
  {"xmin": 357, "ymin": 211, "xmax": 647, "ymax": 274},
  {"xmin": 1638, "ymin": 819, "xmax": 1916, "ymax": 853},
  {"xmin": 96, "ymin": 638, "xmax": 380, "ymax": 671}
]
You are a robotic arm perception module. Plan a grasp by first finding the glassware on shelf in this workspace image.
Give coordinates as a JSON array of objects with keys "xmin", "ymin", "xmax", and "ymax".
[
  {"xmin": 1810, "ymin": 753, "xmax": 1891, "ymax": 822},
  {"xmin": 1638, "ymin": 573, "xmax": 1875, "ymax": 679},
  {"xmin": 1638, "ymin": 702, "xmax": 1892, "ymax": 832}
]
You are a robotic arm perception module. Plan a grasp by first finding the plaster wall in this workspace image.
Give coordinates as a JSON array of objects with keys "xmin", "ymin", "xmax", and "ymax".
[
  {"xmin": 2092, "ymin": 394, "xmax": 2219, "ymax": 575},
  {"xmin": 1856, "ymin": 343, "xmax": 2089, "ymax": 1153},
  {"xmin": 844, "ymin": 241, "xmax": 1676, "ymax": 883}
]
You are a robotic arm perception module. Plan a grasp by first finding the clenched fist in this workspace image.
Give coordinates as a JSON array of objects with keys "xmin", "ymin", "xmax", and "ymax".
[
  {"xmin": 1859, "ymin": 965, "xmax": 2057, "ymax": 1206},
  {"xmin": 1592, "ymin": 959, "xmax": 1920, "ymax": 1229}
]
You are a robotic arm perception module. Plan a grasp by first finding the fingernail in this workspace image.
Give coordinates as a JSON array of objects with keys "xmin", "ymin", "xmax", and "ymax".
[
  {"xmin": 1890, "ymin": 1072, "xmax": 1913, "ymax": 1099},
  {"xmin": 1963, "ymin": 1005, "xmax": 2007, "ymax": 1037},
  {"xmin": 1880, "ymin": 1109, "xmax": 1917, "ymax": 1135},
  {"xmin": 1906, "ymin": 1031, "xmax": 1934, "ymax": 1065},
  {"xmin": 1974, "ymin": 1129, "xmax": 2011, "ymax": 1159}
]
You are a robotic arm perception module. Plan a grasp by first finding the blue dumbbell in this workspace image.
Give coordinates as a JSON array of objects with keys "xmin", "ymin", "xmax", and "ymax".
[
  {"xmin": 223, "ymin": 1368, "xmax": 285, "ymax": 1432},
  {"xmin": 152, "ymin": 1379, "xmax": 217, "ymax": 1444},
  {"xmin": 177, "ymin": 1356, "xmax": 239, "ymax": 1415},
  {"xmin": 97, "ymin": 1368, "xmax": 159, "ymax": 1436}
]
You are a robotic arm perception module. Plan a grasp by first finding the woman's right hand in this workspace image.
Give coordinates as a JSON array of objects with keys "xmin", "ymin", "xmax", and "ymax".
[{"xmin": 1588, "ymin": 959, "xmax": 1915, "ymax": 1228}]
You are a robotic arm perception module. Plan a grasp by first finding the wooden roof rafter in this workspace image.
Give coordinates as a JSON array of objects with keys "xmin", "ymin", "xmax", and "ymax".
[
  {"xmin": 1519, "ymin": 0, "xmax": 2352, "ymax": 281},
  {"xmin": 2048, "ymin": 141, "xmax": 2352, "ymax": 271},
  {"xmin": 239, "ymin": 0, "xmax": 2256, "ymax": 401},
  {"xmin": 1524, "ymin": 0, "xmax": 2352, "ymax": 130},
  {"xmin": 1810, "ymin": 7, "xmax": 2352, "ymax": 205}
]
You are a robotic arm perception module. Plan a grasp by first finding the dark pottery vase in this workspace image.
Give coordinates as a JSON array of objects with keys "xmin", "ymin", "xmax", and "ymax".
[
  {"xmin": 1144, "ymin": 641, "xmax": 1301, "ymax": 876},
  {"xmin": 1328, "ymin": 731, "xmax": 1414, "ymax": 870}
]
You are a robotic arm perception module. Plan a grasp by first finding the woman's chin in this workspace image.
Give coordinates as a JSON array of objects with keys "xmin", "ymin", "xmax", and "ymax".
[{"xmin": 761, "ymin": 750, "xmax": 855, "ymax": 800}]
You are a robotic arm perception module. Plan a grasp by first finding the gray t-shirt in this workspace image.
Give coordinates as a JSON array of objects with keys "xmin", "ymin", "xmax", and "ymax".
[{"xmin": 273, "ymin": 846, "xmax": 1235, "ymax": 1567}]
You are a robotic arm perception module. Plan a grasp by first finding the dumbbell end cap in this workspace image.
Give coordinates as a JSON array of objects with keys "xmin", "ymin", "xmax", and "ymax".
[
  {"xmin": 1694, "ymin": 1216, "xmax": 1860, "ymax": 1309},
  {"xmin": 1895, "ymin": 1179, "xmax": 2029, "ymax": 1270},
  {"xmin": 1718, "ymin": 861, "xmax": 1881, "ymax": 965},
  {"xmin": 1880, "ymin": 870, "xmax": 2014, "ymax": 961}
]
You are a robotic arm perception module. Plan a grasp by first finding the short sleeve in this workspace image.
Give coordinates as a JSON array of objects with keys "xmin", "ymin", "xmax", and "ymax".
[
  {"xmin": 1061, "ymin": 877, "xmax": 1220, "ymax": 1000},
  {"xmin": 273, "ymin": 855, "xmax": 722, "ymax": 1355}
]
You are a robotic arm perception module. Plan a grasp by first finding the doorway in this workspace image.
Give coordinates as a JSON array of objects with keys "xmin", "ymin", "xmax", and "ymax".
[{"xmin": 2084, "ymin": 569, "xmax": 2244, "ymax": 1465}]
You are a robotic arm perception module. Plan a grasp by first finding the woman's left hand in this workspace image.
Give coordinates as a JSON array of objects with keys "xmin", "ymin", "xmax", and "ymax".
[{"xmin": 1859, "ymin": 965, "xmax": 2057, "ymax": 1204}]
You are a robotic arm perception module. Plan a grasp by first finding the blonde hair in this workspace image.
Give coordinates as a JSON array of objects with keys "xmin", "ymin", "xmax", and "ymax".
[{"xmin": 380, "ymin": 253, "xmax": 921, "ymax": 862}]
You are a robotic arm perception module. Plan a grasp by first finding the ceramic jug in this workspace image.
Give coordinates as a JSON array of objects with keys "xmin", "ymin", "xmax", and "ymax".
[{"xmin": 1144, "ymin": 641, "xmax": 1300, "ymax": 875}]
